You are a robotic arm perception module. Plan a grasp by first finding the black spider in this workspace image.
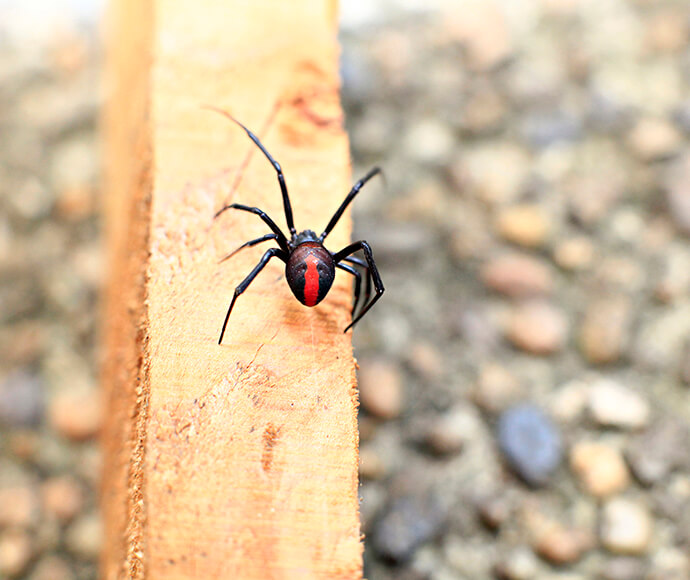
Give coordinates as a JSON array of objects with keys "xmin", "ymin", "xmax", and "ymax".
[{"xmin": 211, "ymin": 109, "xmax": 384, "ymax": 345}]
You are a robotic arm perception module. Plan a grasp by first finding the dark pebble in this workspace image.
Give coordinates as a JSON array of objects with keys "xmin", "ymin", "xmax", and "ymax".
[
  {"xmin": 497, "ymin": 404, "xmax": 562, "ymax": 486},
  {"xmin": 372, "ymin": 492, "xmax": 446, "ymax": 562},
  {"xmin": 0, "ymin": 369, "xmax": 44, "ymax": 428},
  {"xmin": 520, "ymin": 110, "xmax": 581, "ymax": 148},
  {"xmin": 625, "ymin": 420, "xmax": 690, "ymax": 485}
]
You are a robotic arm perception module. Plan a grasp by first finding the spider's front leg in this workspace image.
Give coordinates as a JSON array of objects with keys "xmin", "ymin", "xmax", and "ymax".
[
  {"xmin": 333, "ymin": 241, "xmax": 384, "ymax": 332},
  {"xmin": 218, "ymin": 247, "xmax": 288, "ymax": 344}
]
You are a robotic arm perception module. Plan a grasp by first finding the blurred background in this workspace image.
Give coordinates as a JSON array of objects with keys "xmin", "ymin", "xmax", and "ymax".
[{"xmin": 1, "ymin": 0, "xmax": 690, "ymax": 578}]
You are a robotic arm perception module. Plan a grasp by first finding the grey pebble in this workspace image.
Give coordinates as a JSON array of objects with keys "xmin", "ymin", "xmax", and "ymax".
[
  {"xmin": 0, "ymin": 370, "xmax": 44, "ymax": 428},
  {"xmin": 600, "ymin": 557, "xmax": 646, "ymax": 580},
  {"xmin": 497, "ymin": 404, "xmax": 562, "ymax": 486},
  {"xmin": 372, "ymin": 492, "xmax": 446, "ymax": 562},
  {"xmin": 626, "ymin": 420, "xmax": 689, "ymax": 485},
  {"xmin": 520, "ymin": 110, "xmax": 582, "ymax": 149}
]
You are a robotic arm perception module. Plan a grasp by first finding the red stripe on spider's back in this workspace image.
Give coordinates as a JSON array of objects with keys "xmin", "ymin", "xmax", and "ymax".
[
  {"xmin": 285, "ymin": 242, "xmax": 336, "ymax": 307},
  {"xmin": 303, "ymin": 253, "xmax": 321, "ymax": 306}
]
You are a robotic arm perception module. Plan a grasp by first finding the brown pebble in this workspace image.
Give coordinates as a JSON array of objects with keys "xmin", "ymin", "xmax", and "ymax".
[
  {"xmin": 627, "ymin": 117, "xmax": 681, "ymax": 161},
  {"xmin": 570, "ymin": 441, "xmax": 630, "ymax": 497},
  {"xmin": 523, "ymin": 508, "xmax": 591, "ymax": 565},
  {"xmin": 644, "ymin": 8, "xmax": 689, "ymax": 54},
  {"xmin": 406, "ymin": 341, "xmax": 443, "ymax": 382},
  {"xmin": 506, "ymin": 300, "xmax": 568, "ymax": 355},
  {"xmin": 41, "ymin": 476, "xmax": 84, "ymax": 522},
  {"xmin": 478, "ymin": 495, "xmax": 512, "ymax": 531},
  {"xmin": 481, "ymin": 252, "xmax": 554, "ymax": 297},
  {"xmin": 442, "ymin": 2, "xmax": 513, "ymax": 71},
  {"xmin": 472, "ymin": 364, "xmax": 523, "ymax": 414},
  {"xmin": 358, "ymin": 359, "xmax": 404, "ymax": 419},
  {"xmin": 0, "ymin": 486, "xmax": 38, "ymax": 528},
  {"xmin": 578, "ymin": 296, "xmax": 632, "ymax": 365},
  {"xmin": 533, "ymin": 524, "xmax": 591, "ymax": 565},
  {"xmin": 0, "ymin": 530, "xmax": 32, "ymax": 578},
  {"xmin": 495, "ymin": 205, "xmax": 551, "ymax": 248},
  {"xmin": 49, "ymin": 388, "xmax": 102, "ymax": 441},
  {"xmin": 553, "ymin": 237, "xmax": 594, "ymax": 270},
  {"xmin": 30, "ymin": 555, "xmax": 73, "ymax": 580}
]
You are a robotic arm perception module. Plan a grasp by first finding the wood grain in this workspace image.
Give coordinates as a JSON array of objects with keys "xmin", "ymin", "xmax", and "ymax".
[{"xmin": 102, "ymin": 0, "xmax": 362, "ymax": 578}]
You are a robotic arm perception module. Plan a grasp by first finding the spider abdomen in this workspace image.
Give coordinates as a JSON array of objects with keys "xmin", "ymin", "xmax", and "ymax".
[{"xmin": 286, "ymin": 242, "xmax": 335, "ymax": 307}]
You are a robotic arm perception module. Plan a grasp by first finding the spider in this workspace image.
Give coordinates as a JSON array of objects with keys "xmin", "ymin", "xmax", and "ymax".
[{"xmin": 211, "ymin": 109, "xmax": 385, "ymax": 345}]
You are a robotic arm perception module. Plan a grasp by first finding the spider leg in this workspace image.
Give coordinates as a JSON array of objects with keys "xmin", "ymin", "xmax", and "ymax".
[
  {"xmin": 205, "ymin": 106, "xmax": 297, "ymax": 236},
  {"xmin": 218, "ymin": 247, "xmax": 287, "ymax": 345},
  {"xmin": 215, "ymin": 203, "xmax": 289, "ymax": 251},
  {"xmin": 319, "ymin": 167, "xmax": 384, "ymax": 242},
  {"xmin": 336, "ymin": 262, "xmax": 362, "ymax": 318},
  {"xmin": 333, "ymin": 241, "xmax": 384, "ymax": 332},
  {"xmin": 219, "ymin": 233, "xmax": 278, "ymax": 263},
  {"xmin": 343, "ymin": 256, "xmax": 371, "ymax": 307}
]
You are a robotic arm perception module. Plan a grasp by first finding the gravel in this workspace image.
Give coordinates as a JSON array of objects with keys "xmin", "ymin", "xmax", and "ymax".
[{"xmin": 2, "ymin": 0, "xmax": 690, "ymax": 578}]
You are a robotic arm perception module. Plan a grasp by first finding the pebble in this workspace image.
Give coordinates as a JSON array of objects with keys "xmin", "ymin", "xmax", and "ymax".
[
  {"xmin": 675, "ymin": 99, "xmax": 690, "ymax": 134},
  {"xmin": 552, "ymin": 237, "xmax": 595, "ymax": 271},
  {"xmin": 532, "ymin": 522, "xmax": 591, "ymax": 565},
  {"xmin": 682, "ymin": 342, "xmax": 690, "ymax": 385},
  {"xmin": 653, "ymin": 244, "xmax": 690, "ymax": 303},
  {"xmin": 458, "ymin": 143, "xmax": 530, "ymax": 204},
  {"xmin": 626, "ymin": 117, "xmax": 682, "ymax": 161},
  {"xmin": 494, "ymin": 547, "xmax": 540, "ymax": 580},
  {"xmin": 41, "ymin": 475, "xmax": 84, "ymax": 522},
  {"xmin": 625, "ymin": 420, "xmax": 689, "ymax": 485},
  {"xmin": 49, "ymin": 133, "xmax": 98, "ymax": 194},
  {"xmin": 372, "ymin": 493, "xmax": 446, "ymax": 562},
  {"xmin": 65, "ymin": 511, "xmax": 102, "ymax": 560},
  {"xmin": 442, "ymin": 2, "xmax": 513, "ymax": 71},
  {"xmin": 497, "ymin": 404, "xmax": 562, "ymax": 486},
  {"xmin": 0, "ymin": 369, "xmax": 44, "ymax": 428},
  {"xmin": 0, "ymin": 530, "xmax": 32, "ymax": 578},
  {"xmin": 477, "ymin": 494, "xmax": 512, "ymax": 531},
  {"xmin": 424, "ymin": 404, "xmax": 481, "ymax": 455},
  {"xmin": 549, "ymin": 379, "xmax": 589, "ymax": 423},
  {"xmin": 601, "ymin": 498, "xmax": 653, "ymax": 555},
  {"xmin": 460, "ymin": 86, "xmax": 507, "ymax": 135},
  {"xmin": 29, "ymin": 555, "xmax": 74, "ymax": 580},
  {"xmin": 506, "ymin": 300, "xmax": 569, "ymax": 355},
  {"xmin": 402, "ymin": 118, "xmax": 455, "ymax": 165},
  {"xmin": 570, "ymin": 441, "xmax": 630, "ymax": 497},
  {"xmin": 0, "ymin": 485, "xmax": 39, "ymax": 528},
  {"xmin": 644, "ymin": 8, "xmax": 689, "ymax": 54},
  {"xmin": 521, "ymin": 110, "xmax": 582, "ymax": 149},
  {"xmin": 578, "ymin": 296, "xmax": 632, "ymax": 365},
  {"xmin": 480, "ymin": 252, "xmax": 554, "ymax": 298},
  {"xmin": 634, "ymin": 302, "xmax": 690, "ymax": 370},
  {"xmin": 405, "ymin": 340, "xmax": 443, "ymax": 382},
  {"xmin": 358, "ymin": 359, "xmax": 404, "ymax": 420},
  {"xmin": 567, "ymin": 173, "xmax": 625, "ymax": 226},
  {"xmin": 49, "ymin": 387, "xmax": 102, "ymax": 441},
  {"xmin": 495, "ymin": 205, "xmax": 551, "ymax": 248},
  {"xmin": 663, "ymin": 151, "xmax": 690, "ymax": 235},
  {"xmin": 587, "ymin": 379, "xmax": 650, "ymax": 430},
  {"xmin": 600, "ymin": 557, "xmax": 646, "ymax": 580},
  {"xmin": 472, "ymin": 364, "xmax": 523, "ymax": 415}
]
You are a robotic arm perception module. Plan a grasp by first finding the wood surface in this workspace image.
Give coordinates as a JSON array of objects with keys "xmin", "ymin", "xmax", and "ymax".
[{"xmin": 101, "ymin": 0, "xmax": 362, "ymax": 578}]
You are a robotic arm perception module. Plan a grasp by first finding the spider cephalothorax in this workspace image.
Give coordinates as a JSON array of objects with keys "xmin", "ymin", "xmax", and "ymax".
[{"xmin": 211, "ymin": 108, "xmax": 385, "ymax": 345}]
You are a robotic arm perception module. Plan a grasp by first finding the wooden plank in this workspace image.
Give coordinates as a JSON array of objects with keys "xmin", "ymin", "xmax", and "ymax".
[{"xmin": 102, "ymin": 0, "xmax": 362, "ymax": 578}]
